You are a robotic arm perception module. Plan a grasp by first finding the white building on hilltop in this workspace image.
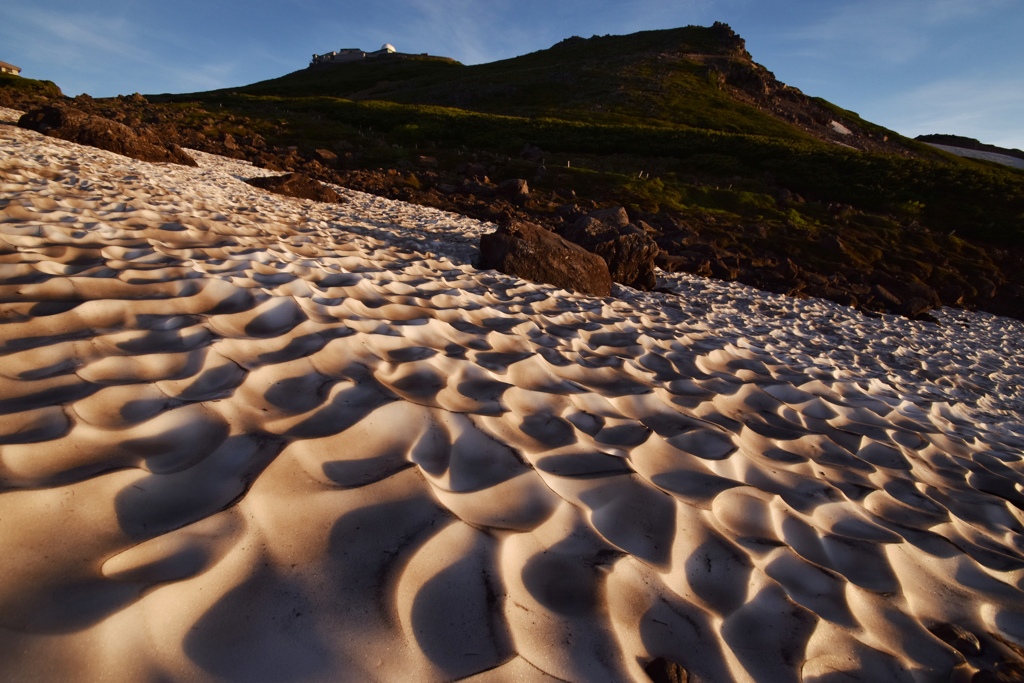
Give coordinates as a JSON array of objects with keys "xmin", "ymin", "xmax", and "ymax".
[
  {"xmin": 0, "ymin": 61, "xmax": 22, "ymax": 76},
  {"xmin": 310, "ymin": 44, "xmax": 398, "ymax": 67}
]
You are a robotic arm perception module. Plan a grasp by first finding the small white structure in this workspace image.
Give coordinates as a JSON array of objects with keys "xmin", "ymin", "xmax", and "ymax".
[
  {"xmin": 0, "ymin": 61, "xmax": 22, "ymax": 76},
  {"xmin": 310, "ymin": 49, "xmax": 364, "ymax": 66},
  {"xmin": 310, "ymin": 44, "xmax": 399, "ymax": 67}
]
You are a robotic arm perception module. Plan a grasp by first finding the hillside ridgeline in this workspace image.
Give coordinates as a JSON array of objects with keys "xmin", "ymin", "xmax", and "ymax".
[{"xmin": 3, "ymin": 24, "xmax": 1023, "ymax": 319}]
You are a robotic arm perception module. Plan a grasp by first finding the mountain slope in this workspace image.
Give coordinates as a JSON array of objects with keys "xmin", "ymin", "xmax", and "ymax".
[
  {"xmin": 11, "ymin": 23, "xmax": 1019, "ymax": 318},
  {"xmin": 233, "ymin": 23, "xmax": 903, "ymax": 154}
]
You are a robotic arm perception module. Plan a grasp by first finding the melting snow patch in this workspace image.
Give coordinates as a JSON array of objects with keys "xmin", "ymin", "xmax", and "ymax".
[{"xmin": 830, "ymin": 120, "xmax": 853, "ymax": 135}]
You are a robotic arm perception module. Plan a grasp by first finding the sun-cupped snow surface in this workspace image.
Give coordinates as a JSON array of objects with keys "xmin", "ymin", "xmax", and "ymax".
[{"xmin": 1, "ymin": 107, "xmax": 1023, "ymax": 682}]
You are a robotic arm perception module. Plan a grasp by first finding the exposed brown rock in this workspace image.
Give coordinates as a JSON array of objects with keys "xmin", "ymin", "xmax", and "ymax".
[
  {"xmin": 314, "ymin": 148, "xmax": 339, "ymax": 167},
  {"xmin": 564, "ymin": 211, "xmax": 659, "ymax": 290},
  {"xmin": 498, "ymin": 178, "xmax": 530, "ymax": 199},
  {"xmin": 243, "ymin": 173, "xmax": 346, "ymax": 203},
  {"xmin": 644, "ymin": 657, "xmax": 689, "ymax": 683},
  {"xmin": 586, "ymin": 206, "xmax": 630, "ymax": 228},
  {"xmin": 17, "ymin": 105, "xmax": 196, "ymax": 166},
  {"xmin": 479, "ymin": 220, "xmax": 612, "ymax": 296}
]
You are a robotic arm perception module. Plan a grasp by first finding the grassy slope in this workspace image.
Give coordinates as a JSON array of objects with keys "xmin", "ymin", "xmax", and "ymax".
[
  {"xmin": 229, "ymin": 26, "xmax": 815, "ymax": 140},
  {"xmin": 0, "ymin": 73, "xmax": 63, "ymax": 107},
  {"xmin": 142, "ymin": 25, "xmax": 1024, "ymax": 314},
  {"xmin": 156, "ymin": 88, "xmax": 1024, "ymax": 246}
]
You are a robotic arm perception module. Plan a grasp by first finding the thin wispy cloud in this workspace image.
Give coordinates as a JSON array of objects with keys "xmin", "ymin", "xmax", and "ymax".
[
  {"xmin": 778, "ymin": 4, "xmax": 927, "ymax": 65},
  {"xmin": 776, "ymin": 0, "xmax": 1014, "ymax": 67},
  {"xmin": 0, "ymin": 4, "xmax": 248, "ymax": 94},
  {"xmin": 397, "ymin": 0, "xmax": 523, "ymax": 64},
  {"xmin": 2, "ymin": 6, "xmax": 143, "ymax": 63},
  {"xmin": 880, "ymin": 75, "xmax": 1024, "ymax": 147},
  {"xmin": 916, "ymin": 0, "xmax": 1013, "ymax": 24}
]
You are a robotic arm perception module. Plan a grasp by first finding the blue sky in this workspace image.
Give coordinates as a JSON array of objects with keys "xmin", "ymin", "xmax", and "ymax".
[{"xmin": 2, "ymin": 0, "xmax": 1022, "ymax": 149}]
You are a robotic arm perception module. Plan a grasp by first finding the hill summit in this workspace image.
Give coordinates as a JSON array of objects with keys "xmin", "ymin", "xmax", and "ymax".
[
  {"xmin": 242, "ymin": 23, "xmax": 900, "ymax": 154},
  {"xmin": 6, "ymin": 23, "xmax": 1023, "ymax": 319}
]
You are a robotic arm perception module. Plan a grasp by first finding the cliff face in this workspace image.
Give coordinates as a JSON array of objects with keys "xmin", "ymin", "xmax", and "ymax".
[{"xmin": 684, "ymin": 23, "xmax": 904, "ymax": 153}]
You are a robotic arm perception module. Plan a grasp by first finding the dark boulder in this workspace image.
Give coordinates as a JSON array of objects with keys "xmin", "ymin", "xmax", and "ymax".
[
  {"xmin": 314, "ymin": 148, "xmax": 339, "ymax": 167},
  {"xmin": 927, "ymin": 623, "xmax": 981, "ymax": 657},
  {"xmin": 644, "ymin": 657, "xmax": 688, "ymax": 683},
  {"xmin": 463, "ymin": 162, "xmax": 488, "ymax": 180},
  {"xmin": 461, "ymin": 178, "xmax": 495, "ymax": 196},
  {"xmin": 244, "ymin": 173, "xmax": 346, "ymax": 203},
  {"xmin": 563, "ymin": 211, "xmax": 659, "ymax": 290},
  {"xmin": 872, "ymin": 274, "xmax": 941, "ymax": 319},
  {"xmin": 587, "ymin": 206, "xmax": 630, "ymax": 228},
  {"xmin": 17, "ymin": 105, "xmax": 197, "ymax": 166},
  {"xmin": 498, "ymin": 178, "xmax": 530, "ymax": 199},
  {"xmin": 479, "ymin": 220, "xmax": 612, "ymax": 296},
  {"xmin": 520, "ymin": 144, "xmax": 546, "ymax": 162},
  {"xmin": 656, "ymin": 251, "xmax": 713, "ymax": 277}
]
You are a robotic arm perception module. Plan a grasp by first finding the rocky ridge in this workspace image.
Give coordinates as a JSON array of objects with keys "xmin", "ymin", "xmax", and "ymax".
[{"xmin": 2, "ymin": 25, "xmax": 1023, "ymax": 322}]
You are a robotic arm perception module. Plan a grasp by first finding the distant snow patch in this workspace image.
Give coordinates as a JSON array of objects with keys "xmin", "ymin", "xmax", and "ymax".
[
  {"xmin": 923, "ymin": 143, "xmax": 1024, "ymax": 170},
  {"xmin": 830, "ymin": 120, "xmax": 853, "ymax": 135}
]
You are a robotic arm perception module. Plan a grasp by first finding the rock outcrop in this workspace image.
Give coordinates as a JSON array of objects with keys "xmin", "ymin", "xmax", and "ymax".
[
  {"xmin": 243, "ymin": 173, "xmax": 346, "ymax": 203},
  {"xmin": 563, "ymin": 208, "xmax": 659, "ymax": 290},
  {"xmin": 17, "ymin": 105, "xmax": 196, "ymax": 166},
  {"xmin": 479, "ymin": 220, "xmax": 612, "ymax": 296}
]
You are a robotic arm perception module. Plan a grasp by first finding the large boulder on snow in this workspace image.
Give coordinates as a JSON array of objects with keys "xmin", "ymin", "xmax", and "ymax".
[
  {"xmin": 243, "ymin": 173, "xmax": 345, "ymax": 203},
  {"xmin": 479, "ymin": 220, "xmax": 612, "ymax": 296},
  {"xmin": 563, "ymin": 209, "xmax": 659, "ymax": 290}
]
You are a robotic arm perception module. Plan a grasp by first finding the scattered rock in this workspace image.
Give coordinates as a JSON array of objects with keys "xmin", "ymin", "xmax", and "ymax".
[
  {"xmin": 17, "ymin": 105, "xmax": 197, "ymax": 166},
  {"xmin": 644, "ymin": 657, "xmax": 689, "ymax": 683},
  {"xmin": 709, "ymin": 257, "xmax": 740, "ymax": 281},
  {"xmin": 974, "ymin": 661, "xmax": 1024, "ymax": 683},
  {"xmin": 498, "ymin": 178, "xmax": 530, "ymax": 199},
  {"xmin": 520, "ymin": 144, "xmax": 546, "ymax": 162},
  {"xmin": 871, "ymin": 284, "xmax": 901, "ymax": 310},
  {"xmin": 243, "ymin": 173, "xmax": 346, "ymax": 203},
  {"xmin": 872, "ymin": 275, "xmax": 941, "ymax": 319},
  {"xmin": 564, "ymin": 211, "xmax": 659, "ymax": 290},
  {"xmin": 656, "ymin": 251, "xmax": 713, "ymax": 277},
  {"xmin": 587, "ymin": 206, "xmax": 631, "ymax": 229},
  {"xmin": 461, "ymin": 178, "xmax": 495, "ymax": 196},
  {"xmin": 313, "ymin": 148, "xmax": 339, "ymax": 167},
  {"xmin": 928, "ymin": 623, "xmax": 981, "ymax": 657},
  {"xmin": 463, "ymin": 162, "xmax": 488, "ymax": 179},
  {"xmin": 479, "ymin": 220, "xmax": 612, "ymax": 296}
]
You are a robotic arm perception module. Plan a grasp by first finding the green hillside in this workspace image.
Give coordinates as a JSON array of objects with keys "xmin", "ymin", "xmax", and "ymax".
[
  {"xmin": 151, "ymin": 32, "xmax": 1022, "ymax": 247},
  {"xmin": 0, "ymin": 73, "xmax": 62, "ymax": 108},
  {"xmin": 204, "ymin": 24, "xmax": 850, "ymax": 141},
  {"xmin": 9, "ymin": 22, "xmax": 1021, "ymax": 317}
]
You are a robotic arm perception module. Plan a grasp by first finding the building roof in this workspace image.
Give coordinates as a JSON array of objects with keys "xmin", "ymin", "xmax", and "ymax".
[{"xmin": 0, "ymin": 60, "xmax": 22, "ymax": 72}]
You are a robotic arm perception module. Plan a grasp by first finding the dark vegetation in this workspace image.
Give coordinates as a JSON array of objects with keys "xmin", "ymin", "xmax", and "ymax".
[
  {"xmin": 0, "ymin": 72, "xmax": 61, "ymax": 108},
  {"xmin": 4, "ymin": 23, "xmax": 1024, "ymax": 319}
]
